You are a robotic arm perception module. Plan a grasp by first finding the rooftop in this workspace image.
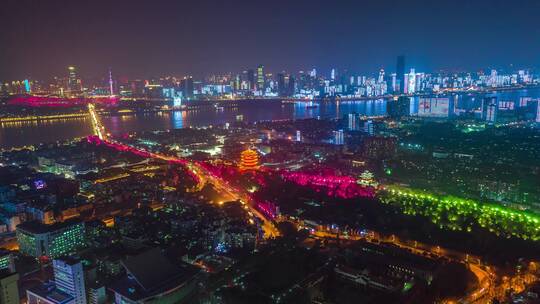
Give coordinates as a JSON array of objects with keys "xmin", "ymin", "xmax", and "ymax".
[
  {"xmin": 110, "ymin": 248, "xmax": 199, "ymax": 301},
  {"xmin": 16, "ymin": 219, "xmax": 82, "ymax": 234},
  {"xmin": 27, "ymin": 282, "xmax": 74, "ymax": 304}
]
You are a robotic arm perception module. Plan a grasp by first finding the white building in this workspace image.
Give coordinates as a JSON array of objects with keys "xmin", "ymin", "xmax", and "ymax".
[{"xmin": 53, "ymin": 258, "xmax": 87, "ymax": 304}]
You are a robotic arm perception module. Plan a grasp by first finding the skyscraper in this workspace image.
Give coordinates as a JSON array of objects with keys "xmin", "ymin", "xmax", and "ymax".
[
  {"xmin": 348, "ymin": 113, "xmax": 359, "ymax": 131},
  {"xmin": 333, "ymin": 130, "xmax": 344, "ymax": 145},
  {"xmin": 482, "ymin": 97, "xmax": 498, "ymax": 123},
  {"xmin": 53, "ymin": 257, "xmax": 87, "ymax": 304},
  {"xmin": 364, "ymin": 120, "xmax": 375, "ymax": 136},
  {"xmin": 181, "ymin": 76, "xmax": 194, "ymax": 99},
  {"xmin": 257, "ymin": 65, "xmax": 265, "ymax": 91},
  {"xmin": 396, "ymin": 55, "xmax": 405, "ymax": 93},
  {"xmin": 378, "ymin": 69, "xmax": 385, "ymax": 83},
  {"xmin": 536, "ymin": 99, "xmax": 540, "ymax": 123},
  {"xmin": 387, "ymin": 96, "xmax": 411, "ymax": 118},
  {"xmin": 68, "ymin": 66, "xmax": 80, "ymax": 92},
  {"xmin": 246, "ymin": 69, "xmax": 255, "ymax": 91},
  {"xmin": 277, "ymin": 73, "xmax": 286, "ymax": 96},
  {"xmin": 405, "ymin": 68, "xmax": 416, "ymax": 94},
  {"xmin": 288, "ymin": 75, "xmax": 296, "ymax": 96}
]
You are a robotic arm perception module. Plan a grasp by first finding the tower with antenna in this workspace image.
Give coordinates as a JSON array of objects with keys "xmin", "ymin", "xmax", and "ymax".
[{"xmin": 108, "ymin": 68, "xmax": 114, "ymax": 96}]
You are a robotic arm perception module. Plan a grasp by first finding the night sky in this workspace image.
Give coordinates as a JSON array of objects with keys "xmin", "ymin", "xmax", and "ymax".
[{"xmin": 1, "ymin": 0, "xmax": 540, "ymax": 80}]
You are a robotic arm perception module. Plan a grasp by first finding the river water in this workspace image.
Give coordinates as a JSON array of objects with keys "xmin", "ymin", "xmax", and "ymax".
[{"xmin": 1, "ymin": 88, "xmax": 539, "ymax": 148}]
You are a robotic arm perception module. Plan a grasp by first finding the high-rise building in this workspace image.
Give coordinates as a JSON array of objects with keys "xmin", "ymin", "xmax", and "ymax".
[
  {"xmin": 364, "ymin": 120, "xmax": 375, "ymax": 136},
  {"xmin": 246, "ymin": 69, "xmax": 255, "ymax": 91},
  {"xmin": 24, "ymin": 79, "xmax": 31, "ymax": 93},
  {"xmin": 390, "ymin": 73, "xmax": 397, "ymax": 92},
  {"xmin": 0, "ymin": 270, "xmax": 19, "ymax": 304},
  {"xmin": 87, "ymin": 285, "xmax": 106, "ymax": 304},
  {"xmin": 536, "ymin": 99, "xmax": 540, "ymax": 123},
  {"xmin": 333, "ymin": 130, "xmax": 344, "ymax": 145},
  {"xmin": 417, "ymin": 97, "xmax": 452, "ymax": 118},
  {"xmin": 482, "ymin": 97, "xmax": 498, "ymax": 123},
  {"xmin": 296, "ymin": 130, "xmax": 302, "ymax": 142},
  {"xmin": 181, "ymin": 76, "xmax": 194, "ymax": 99},
  {"xmin": 378, "ymin": 69, "xmax": 385, "ymax": 83},
  {"xmin": 68, "ymin": 66, "xmax": 80, "ymax": 92},
  {"xmin": 288, "ymin": 75, "xmax": 296, "ymax": 96},
  {"xmin": 348, "ymin": 113, "xmax": 360, "ymax": 131},
  {"xmin": 277, "ymin": 73, "xmax": 286, "ymax": 96},
  {"xmin": 53, "ymin": 257, "xmax": 87, "ymax": 304},
  {"xmin": 16, "ymin": 220, "xmax": 85, "ymax": 258},
  {"xmin": 387, "ymin": 96, "xmax": 411, "ymax": 118},
  {"xmin": 396, "ymin": 55, "xmax": 405, "ymax": 93},
  {"xmin": 404, "ymin": 68, "xmax": 416, "ymax": 94},
  {"xmin": 257, "ymin": 65, "xmax": 265, "ymax": 91}
]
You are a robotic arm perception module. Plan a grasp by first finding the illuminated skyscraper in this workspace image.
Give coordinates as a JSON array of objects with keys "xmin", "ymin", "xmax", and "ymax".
[
  {"xmin": 396, "ymin": 55, "xmax": 405, "ymax": 93},
  {"xmin": 364, "ymin": 120, "xmax": 374, "ymax": 135},
  {"xmin": 404, "ymin": 68, "xmax": 416, "ymax": 94},
  {"xmin": 348, "ymin": 113, "xmax": 359, "ymax": 131},
  {"xmin": 333, "ymin": 129, "xmax": 344, "ymax": 145},
  {"xmin": 378, "ymin": 69, "xmax": 385, "ymax": 83},
  {"xmin": 390, "ymin": 73, "xmax": 397, "ymax": 92},
  {"xmin": 24, "ymin": 79, "xmax": 31, "ymax": 93},
  {"xmin": 53, "ymin": 258, "xmax": 87, "ymax": 304},
  {"xmin": 181, "ymin": 76, "xmax": 194, "ymax": 99},
  {"xmin": 482, "ymin": 97, "xmax": 498, "ymax": 123},
  {"xmin": 68, "ymin": 66, "xmax": 80, "ymax": 92},
  {"xmin": 257, "ymin": 65, "xmax": 265, "ymax": 91},
  {"xmin": 536, "ymin": 100, "xmax": 540, "ymax": 123}
]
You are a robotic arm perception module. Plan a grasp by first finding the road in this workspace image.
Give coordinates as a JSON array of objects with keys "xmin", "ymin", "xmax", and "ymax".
[
  {"xmin": 89, "ymin": 104, "xmax": 538, "ymax": 302},
  {"xmin": 88, "ymin": 104, "xmax": 279, "ymax": 239},
  {"xmin": 308, "ymin": 229, "xmax": 494, "ymax": 304}
]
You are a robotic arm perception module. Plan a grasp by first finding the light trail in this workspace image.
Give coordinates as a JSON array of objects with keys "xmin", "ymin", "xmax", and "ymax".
[
  {"xmin": 88, "ymin": 104, "xmax": 105, "ymax": 140},
  {"xmin": 87, "ymin": 105, "xmax": 279, "ymax": 239},
  {"xmin": 0, "ymin": 113, "xmax": 88, "ymax": 123}
]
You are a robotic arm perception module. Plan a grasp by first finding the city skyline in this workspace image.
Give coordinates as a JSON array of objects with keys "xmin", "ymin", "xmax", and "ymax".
[
  {"xmin": 2, "ymin": 0, "xmax": 540, "ymax": 79},
  {"xmin": 2, "ymin": 2, "xmax": 540, "ymax": 303}
]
